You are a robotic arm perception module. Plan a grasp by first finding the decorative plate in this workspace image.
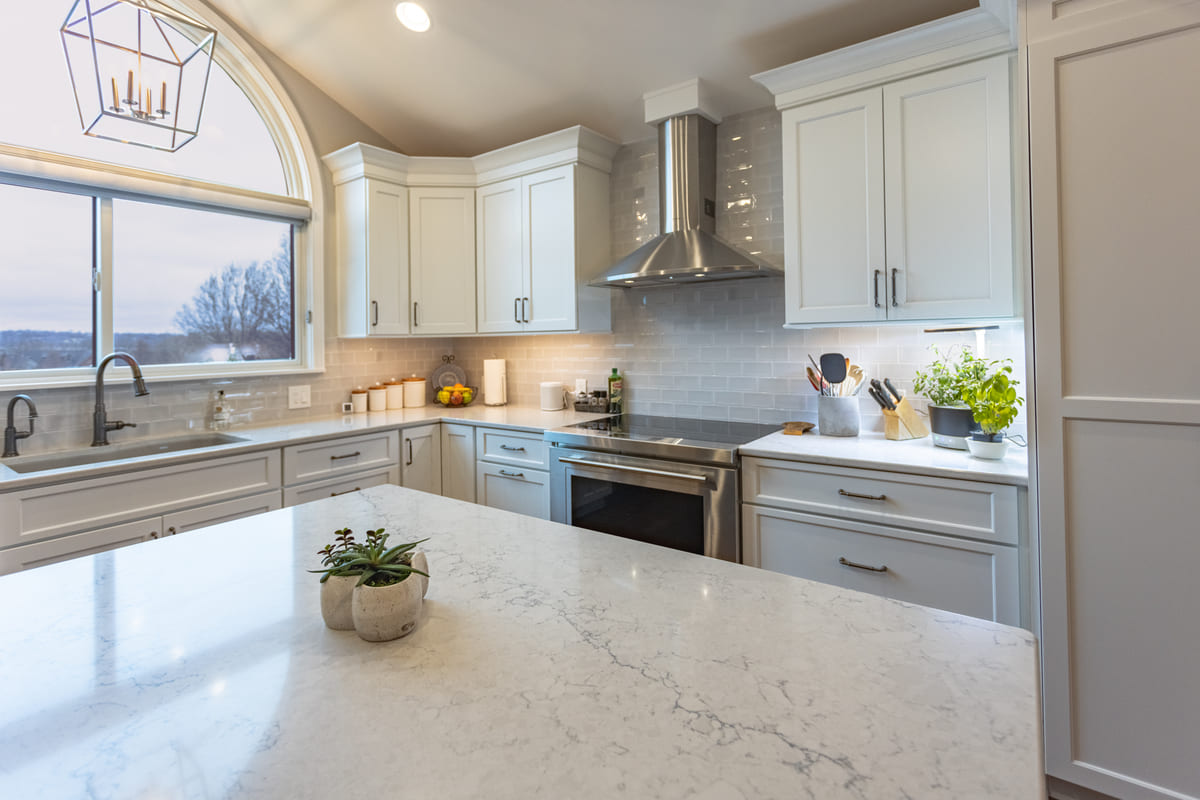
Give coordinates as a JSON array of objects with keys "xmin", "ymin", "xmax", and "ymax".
[{"xmin": 430, "ymin": 354, "xmax": 467, "ymax": 388}]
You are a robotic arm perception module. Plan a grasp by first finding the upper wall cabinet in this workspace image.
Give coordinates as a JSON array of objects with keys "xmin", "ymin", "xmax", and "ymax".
[
  {"xmin": 754, "ymin": 2, "xmax": 1018, "ymax": 327},
  {"xmin": 477, "ymin": 163, "xmax": 611, "ymax": 334},
  {"xmin": 324, "ymin": 128, "xmax": 617, "ymax": 338}
]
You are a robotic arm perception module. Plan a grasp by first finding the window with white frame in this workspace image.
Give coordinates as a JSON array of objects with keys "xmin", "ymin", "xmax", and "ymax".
[{"xmin": 0, "ymin": 2, "xmax": 319, "ymax": 387}]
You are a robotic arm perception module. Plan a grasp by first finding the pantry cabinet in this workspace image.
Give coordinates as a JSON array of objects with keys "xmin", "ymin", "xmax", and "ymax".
[
  {"xmin": 409, "ymin": 187, "xmax": 476, "ymax": 334},
  {"xmin": 755, "ymin": 10, "xmax": 1017, "ymax": 326},
  {"xmin": 476, "ymin": 163, "xmax": 611, "ymax": 334}
]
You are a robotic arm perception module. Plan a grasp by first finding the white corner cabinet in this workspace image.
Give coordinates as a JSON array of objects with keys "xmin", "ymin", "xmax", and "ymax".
[
  {"xmin": 476, "ymin": 163, "xmax": 612, "ymax": 334},
  {"xmin": 324, "ymin": 127, "xmax": 617, "ymax": 338},
  {"xmin": 754, "ymin": 6, "xmax": 1017, "ymax": 327},
  {"xmin": 741, "ymin": 456, "xmax": 1022, "ymax": 626}
]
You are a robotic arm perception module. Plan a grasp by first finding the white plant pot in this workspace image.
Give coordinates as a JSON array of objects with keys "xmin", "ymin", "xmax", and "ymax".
[
  {"xmin": 966, "ymin": 436, "xmax": 1009, "ymax": 460},
  {"xmin": 319, "ymin": 574, "xmax": 358, "ymax": 631},
  {"xmin": 352, "ymin": 553, "xmax": 428, "ymax": 642}
]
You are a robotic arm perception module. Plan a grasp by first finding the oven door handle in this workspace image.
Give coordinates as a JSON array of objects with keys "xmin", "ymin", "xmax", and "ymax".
[{"xmin": 557, "ymin": 456, "xmax": 709, "ymax": 483}]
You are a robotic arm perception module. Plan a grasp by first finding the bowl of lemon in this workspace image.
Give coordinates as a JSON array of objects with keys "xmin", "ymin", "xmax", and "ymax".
[{"xmin": 435, "ymin": 384, "xmax": 476, "ymax": 407}]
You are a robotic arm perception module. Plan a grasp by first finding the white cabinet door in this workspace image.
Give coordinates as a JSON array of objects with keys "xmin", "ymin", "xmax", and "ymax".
[
  {"xmin": 476, "ymin": 462, "xmax": 550, "ymax": 520},
  {"xmin": 1029, "ymin": 5, "xmax": 1200, "ymax": 798},
  {"xmin": 524, "ymin": 165, "xmax": 577, "ymax": 332},
  {"xmin": 333, "ymin": 177, "xmax": 410, "ymax": 336},
  {"xmin": 883, "ymin": 56, "xmax": 1013, "ymax": 320},
  {"xmin": 409, "ymin": 187, "xmax": 476, "ymax": 335},
  {"xmin": 0, "ymin": 516, "xmax": 159, "ymax": 576},
  {"xmin": 440, "ymin": 423, "xmax": 476, "ymax": 503},
  {"xmin": 782, "ymin": 88, "xmax": 885, "ymax": 325},
  {"xmin": 161, "ymin": 490, "xmax": 282, "ymax": 537},
  {"xmin": 742, "ymin": 504, "xmax": 1019, "ymax": 625},
  {"xmin": 476, "ymin": 177, "xmax": 525, "ymax": 333},
  {"xmin": 401, "ymin": 424, "xmax": 442, "ymax": 495}
]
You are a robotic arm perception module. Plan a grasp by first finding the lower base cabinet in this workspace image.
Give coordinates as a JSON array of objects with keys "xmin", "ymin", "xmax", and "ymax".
[
  {"xmin": 742, "ymin": 504, "xmax": 1019, "ymax": 624},
  {"xmin": 476, "ymin": 461, "xmax": 550, "ymax": 519},
  {"xmin": 282, "ymin": 468, "xmax": 398, "ymax": 507},
  {"xmin": 400, "ymin": 424, "xmax": 441, "ymax": 495},
  {"xmin": 440, "ymin": 423, "xmax": 476, "ymax": 502}
]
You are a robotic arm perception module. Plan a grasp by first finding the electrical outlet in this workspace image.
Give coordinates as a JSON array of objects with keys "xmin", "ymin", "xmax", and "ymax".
[{"xmin": 288, "ymin": 385, "xmax": 311, "ymax": 409}]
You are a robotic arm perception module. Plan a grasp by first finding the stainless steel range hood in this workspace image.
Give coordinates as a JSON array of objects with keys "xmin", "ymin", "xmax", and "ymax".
[{"xmin": 590, "ymin": 114, "xmax": 781, "ymax": 288}]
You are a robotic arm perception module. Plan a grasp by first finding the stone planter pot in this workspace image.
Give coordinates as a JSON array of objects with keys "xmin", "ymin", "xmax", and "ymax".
[
  {"xmin": 351, "ymin": 552, "xmax": 428, "ymax": 642},
  {"xmin": 319, "ymin": 574, "xmax": 358, "ymax": 631},
  {"xmin": 928, "ymin": 405, "xmax": 980, "ymax": 450}
]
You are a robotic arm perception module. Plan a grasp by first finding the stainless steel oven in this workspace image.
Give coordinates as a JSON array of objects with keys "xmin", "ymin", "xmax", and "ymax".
[{"xmin": 545, "ymin": 415, "xmax": 778, "ymax": 562}]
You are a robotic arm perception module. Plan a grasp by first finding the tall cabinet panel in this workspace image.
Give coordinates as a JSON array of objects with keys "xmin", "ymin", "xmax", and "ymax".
[
  {"xmin": 476, "ymin": 178, "xmax": 525, "ymax": 334},
  {"xmin": 1028, "ymin": 3, "xmax": 1200, "ymax": 798},
  {"xmin": 409, "ymin": 187, "xmax": 476, "ymax": 335}
]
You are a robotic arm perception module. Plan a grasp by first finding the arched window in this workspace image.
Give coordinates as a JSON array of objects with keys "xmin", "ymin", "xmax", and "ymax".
[{"xmin": 0, "ymin": 1, "xmax": 322, "ymax": 386}]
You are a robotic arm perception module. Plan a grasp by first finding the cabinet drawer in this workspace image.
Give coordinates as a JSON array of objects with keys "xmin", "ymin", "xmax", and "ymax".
[
  {"xmin": 0, "ymin": 516, "xmax": 158, "ymax": 576},
  {"xmin": 742, "ymin": 504, "xmax": 1019, "ymax": 625},
  {"xmin": 742, "ymin": 457, "xmax": 1018, "ymax": 545},
  {"xmin": 162, "ymin": 490, "xmax": 282, "ymax": 536},
  {"xmin": 282, "ymin": 467, "xmax": 398, "ymax": 507},
  {"xmin": 476, "ymin": 427, "xmax": 549, "ymax": 470},
  {"xmin": 476, "ymin": 462, "xmax": 550, "ymax": 520},
  {"xmin": 282, "ymin": 431, "xmax": 399, "ymax": 485},
  {"xmin": 1, "ymin": 449, "xmax": 281, "ymax": 548}
]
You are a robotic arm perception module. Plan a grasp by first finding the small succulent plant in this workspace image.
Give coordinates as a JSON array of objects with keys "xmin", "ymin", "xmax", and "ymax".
[{"xmin": 311, "ymin": 528, "xmax": 429, "ymax": 588}]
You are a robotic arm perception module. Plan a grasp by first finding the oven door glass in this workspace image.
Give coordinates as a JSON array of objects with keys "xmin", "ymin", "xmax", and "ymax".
[{"xmin": 569, "ymin": 475, "xmax": 705, "ymax": 554}]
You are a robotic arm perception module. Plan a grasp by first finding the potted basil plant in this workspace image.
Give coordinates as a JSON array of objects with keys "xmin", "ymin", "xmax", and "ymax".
[
  {"xmin": 912, "ymin": 346, "xmax": 991, "ymax": 449},
  {"xmin": 960, "ymin": 364, "xmax": 1024, "ymax": 460}
]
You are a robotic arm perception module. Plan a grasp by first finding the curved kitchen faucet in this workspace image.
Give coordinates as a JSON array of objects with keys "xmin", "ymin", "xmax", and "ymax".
[
  {"xmin": 92, "ymin": 352, "xmax": 150, "ymax": 447},
  {"xmin": 3, "ymin": 394, "xmax": 38, "ymax": 458}
]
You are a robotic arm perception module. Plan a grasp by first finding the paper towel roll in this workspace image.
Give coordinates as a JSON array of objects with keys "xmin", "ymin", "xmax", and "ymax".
[{"xmin": 483, "ymin": 359, "xmax": 507, "ymax": 406}]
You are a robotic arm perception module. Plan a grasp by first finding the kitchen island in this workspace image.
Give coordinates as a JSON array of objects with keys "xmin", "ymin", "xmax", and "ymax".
[{"xmin": 0, "ymin": 485, "xmax": 1043, "ymax": 799}]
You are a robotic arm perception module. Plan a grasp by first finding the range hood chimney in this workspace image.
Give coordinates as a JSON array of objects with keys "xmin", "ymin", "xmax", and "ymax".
[{"xmin": 591, "ymin": 111, "xmax": 781, "ymax": 289}]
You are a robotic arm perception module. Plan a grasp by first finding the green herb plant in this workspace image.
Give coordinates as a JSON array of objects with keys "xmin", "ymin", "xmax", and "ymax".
[
  {"xmin": 311, "ymin": 528, "xmax": 429, "ymax": 588},
  {"xmin": 960, "ymin": 365, "xmax": 1024, "ymax": 439},
  {"xmin": 912, "ymin": 346, "xmax": 994, "ymax": 407}
]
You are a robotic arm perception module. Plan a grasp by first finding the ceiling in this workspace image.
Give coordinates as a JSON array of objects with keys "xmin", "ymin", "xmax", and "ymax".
[{"xmin": 207, "ymin": 0, "xmax": 976, "ymax": 156}]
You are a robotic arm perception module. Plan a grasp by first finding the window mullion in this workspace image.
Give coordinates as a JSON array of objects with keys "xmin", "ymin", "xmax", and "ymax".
[{"xmin": 95, "ymin": 196, "xmax": 114, "ymax": 360}]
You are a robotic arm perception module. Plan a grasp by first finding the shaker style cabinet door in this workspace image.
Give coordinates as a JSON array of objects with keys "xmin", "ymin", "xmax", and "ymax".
[
  {"xmin": 882, "ymin": 56, "xmax": 1013, "ymax": 320},
  {"xmin": 401, "ymin": 424, "xmax": 442, "ymax": 496},
  {"xmin": 523, "ymin": 164, "xmax": 578, "ymax": 332},
  {"xmin": 476, "ymin": 177, "xmax": 525, "ymax": 334},
  {"xmin": 409, "ymin": 187, "xmax": 476, "ymax": 335},
  {"xmin": 782, "ymin": 88, "xmax": 886, "ymax": 325}
]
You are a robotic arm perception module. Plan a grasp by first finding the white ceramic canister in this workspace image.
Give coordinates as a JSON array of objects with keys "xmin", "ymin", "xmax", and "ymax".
[
  {"xmin": 368, "ymin": 385, "xmax": 387, "ymax": 412},
  {"xmin": 351, "ymin": 387, "xmax": 368, "ymax": 413},
  {"xmin": 403, "ymin": 376, "xmax": 426, "ymax": 408},
  {"xmin": 385, "ymin": 379, "xmax": 405, "ymax": 410},
  {"xmin": 540, "ymin": 381, "xmax": 566, "ymax": 411}
]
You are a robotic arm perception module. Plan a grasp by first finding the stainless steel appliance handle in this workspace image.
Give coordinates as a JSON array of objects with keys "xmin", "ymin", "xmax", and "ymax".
[
  {"xmin": 557, "ymin": 456, "xmax": 708, "ymax": 483},
  {"xmin": 839, "ymin": 556, "xmax": 888, "ymax": 573}
]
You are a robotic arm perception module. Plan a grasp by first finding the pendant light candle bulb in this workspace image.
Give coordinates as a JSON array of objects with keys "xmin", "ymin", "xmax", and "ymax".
[{"xmin": 395, "ymin": 2, "xmax": 431, "ymax": 32}]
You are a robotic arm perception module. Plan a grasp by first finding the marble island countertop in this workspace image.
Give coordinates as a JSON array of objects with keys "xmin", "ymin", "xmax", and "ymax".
[{"xmin": 0, "ymin": 485, "xmax": 1044, "ymax": 799}]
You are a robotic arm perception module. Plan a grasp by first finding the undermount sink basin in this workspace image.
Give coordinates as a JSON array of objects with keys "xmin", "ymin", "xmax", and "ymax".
[{"xmin": 3, "ymin": 433, "xmax": 248, "ymax": 474}]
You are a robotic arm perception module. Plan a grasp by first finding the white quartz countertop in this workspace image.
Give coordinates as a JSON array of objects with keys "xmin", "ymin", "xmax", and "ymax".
[
  {"xmin": 0, "ymin": 405, "xmax": 609, "ymax": 489},
  {"xmin": 0, "ymin": 485, "xmax": 1044, "ymax": 799},
  {"xmin": 741, "ymin": 430, "xmax": 1029, "ymax": 486}
]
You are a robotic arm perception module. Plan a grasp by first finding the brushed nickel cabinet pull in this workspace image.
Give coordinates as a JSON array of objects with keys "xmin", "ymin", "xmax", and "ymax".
[
  {"xmin": 331, "ymin": 487, "xmax": 361, "ymax": 497},
  {"xmin": 330, "ymin": 451, "xmax": 362, "ymax": 461},
  {"xmin": 499, "ymin": 469, "xmax": 525, "ymax": 479},
  {"xmin": 499, "ymin": 444, "xmax": 526, "ymax": 452},
  {"xmin": 522, "ymin": 297, "xmax": 530, "ymax": 323},
  {"xmin": 838, "ymin": 488, "xmax": 887, "ymax": 501},
  {"xmin": 371, "ymin": 300, "xmax": 379, "ymax": 327},
  {"xmin": 873, "ymin": 270, "xmax": 881, "ymax": 308},
  {"xmin": 514, "ymin": 297, "xmax": 521, "ymax": 323},
  {"xmin": 891, "ymin": 268, "xmax": 899, "ymax": 307},
  {"xmin": 839, "ymin": 556, "xmax": 888, "ymax": 573},
  {"xmin": 413, "ymin": 301, "xmax": 419, "ymax": 327},
  {"xmin": 406, "ymin": 439, "xmax": 414, "ymax": 466}
]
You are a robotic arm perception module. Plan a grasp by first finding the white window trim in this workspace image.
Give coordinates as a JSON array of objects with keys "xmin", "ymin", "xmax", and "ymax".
[{"xmin": 0, "ymin": 0, "xmax": 325, "ymax": 390}]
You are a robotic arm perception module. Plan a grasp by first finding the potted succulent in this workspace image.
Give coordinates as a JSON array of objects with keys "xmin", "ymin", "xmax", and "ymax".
[
  {"xmin": 912, "ymin": 346, "xmax": 990, "ymax": 449},
  {"xmin": 312, "ymin": 528, "xmax": 429, "ymax": 641},
  {"xmin": 960, "ymin": 364, "xmax": 1024, "ymax": 460}
]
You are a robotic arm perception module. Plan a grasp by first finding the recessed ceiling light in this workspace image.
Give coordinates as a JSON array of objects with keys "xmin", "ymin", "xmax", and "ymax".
[{"xmin": 395, "ymin": 2, "xmax": 431, "ymax": 32}]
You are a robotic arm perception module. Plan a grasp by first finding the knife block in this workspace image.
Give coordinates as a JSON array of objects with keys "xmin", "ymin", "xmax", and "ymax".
[{"xmin": 883, "ymin": 397, "xmax": 930, "ymax": 441}]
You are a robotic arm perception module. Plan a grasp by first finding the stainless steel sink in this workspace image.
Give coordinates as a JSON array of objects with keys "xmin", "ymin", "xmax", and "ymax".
[{"xmin": 3, "ymin": 433, "xmax": 248, "ymax": 474}]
